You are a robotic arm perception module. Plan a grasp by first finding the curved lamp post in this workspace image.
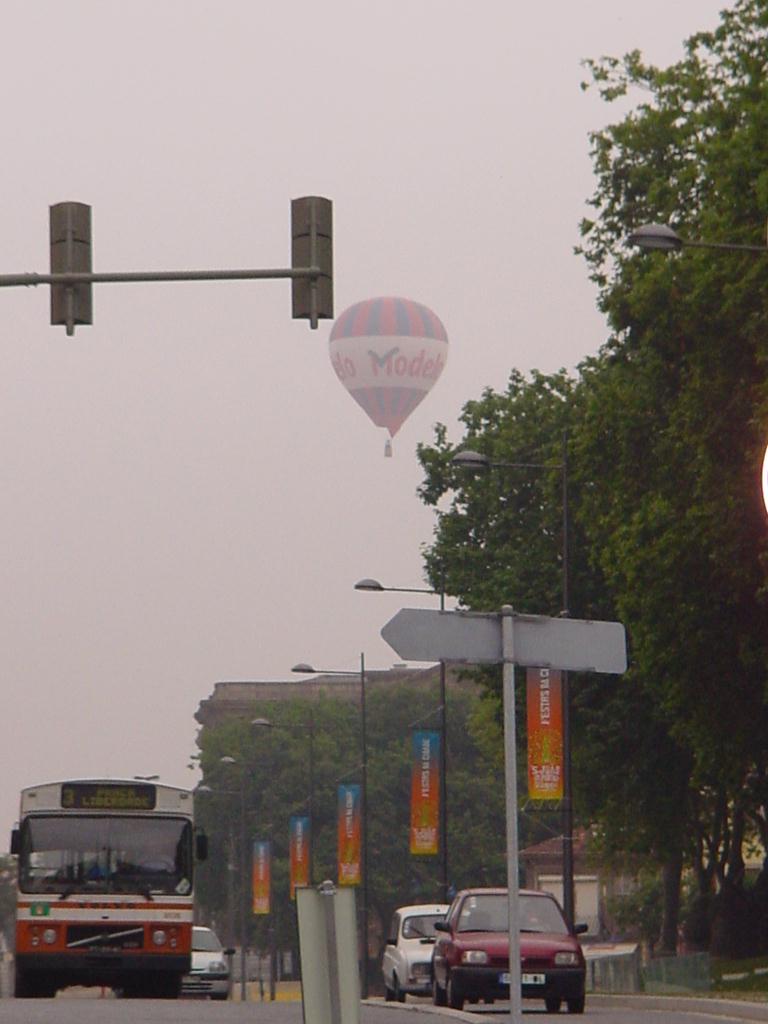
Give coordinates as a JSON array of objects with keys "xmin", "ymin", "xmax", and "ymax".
[
  {"xmin": 243, "ymin": 713, "xmax": 314, "ymax": 1002},
  {"xmin": 354, "ymin": 577, "xmax": 450, "ymax": 903},
  {"xmin": 250, "ymin": 716, "xmax": 316, "ymax": 886},
  {"xmin": 628, "ymin": 221, "xmax": 768, "ymax": 516},
  {"xmin": 451, "ymin": 438, "xmax": 575, "ymax": 930},
  {"xmin": 291, "ymin": 656, "xmax": 372, "ymax": 998},
  {"xmin": 219, "ymin": 755, "xmax": 249, "ymax": 1002}
]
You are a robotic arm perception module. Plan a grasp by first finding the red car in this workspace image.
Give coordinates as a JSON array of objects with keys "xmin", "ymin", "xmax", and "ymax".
[{"xmin": 432, "ymin": 887, "xmax": 586, "ymax": 1014}]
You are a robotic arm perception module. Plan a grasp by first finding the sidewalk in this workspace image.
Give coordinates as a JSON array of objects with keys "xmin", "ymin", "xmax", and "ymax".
[
  {"xmin": 591, "ymin": 994, "xmax": 768, "ymax": 1022},
  {"xmin": 230, "ymin": 980, "xmax": 303, "ymax": 1002}
]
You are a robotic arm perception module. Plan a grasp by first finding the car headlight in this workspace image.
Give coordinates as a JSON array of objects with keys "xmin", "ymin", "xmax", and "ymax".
[
  {"xmin": 42, "ymin": 928, "xmax": 57, "ymax": 945},
  {"xmin": 554, "ymin": 951, "xmax": 579, "ymax": 966},
  {"xmin": 461, "ymin": 950, "xmax": 489, "ymax": 964},
  {"xmin": 152, "ymin": 929, "xmax": 168, "ymax": 946},
  {"xmin": 206, "ymin": 960, "xmax": 227, "ymax": 973}
]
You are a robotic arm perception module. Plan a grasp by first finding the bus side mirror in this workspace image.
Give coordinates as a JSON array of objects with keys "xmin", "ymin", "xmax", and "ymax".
[
  {"xmin": 195, "ymin": 832, "xmax": 208, "ymax": 862},
  {"xmin": 10, "ymin": 829, "xmax": 19, "ymax": 855}
]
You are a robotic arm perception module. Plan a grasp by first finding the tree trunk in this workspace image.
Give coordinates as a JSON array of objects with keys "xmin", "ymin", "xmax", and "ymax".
[{"xmin": 658, "ymin": 849, "xmax": 683, "ymax": 955}]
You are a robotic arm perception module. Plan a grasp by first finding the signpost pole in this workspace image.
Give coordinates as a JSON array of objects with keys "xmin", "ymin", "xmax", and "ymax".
[
  {"xmin": 501, "ymin": 606, "xmax": 522, "ymax": 1024},
  {"xmin": 380, "ymin": 603, "xmax": 626, "ymax": 1023}
]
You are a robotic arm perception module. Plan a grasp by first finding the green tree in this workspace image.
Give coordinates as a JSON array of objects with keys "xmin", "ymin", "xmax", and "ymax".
[
  {"xmin": 415, "ymin": 3, "xmax": 768, "ymax": 948},
  {"xmin": 577, "ymin": 0, "xmax": 768, "ymax": 955},
  {"xmin": 193, "ymin": 680, "xmax": 507, "ymax": 986},
  {"xmin": 418, "ymin": 360, "xmax": 712, "ymax": 948},
  {"xmin": 418, "ymin": 370, "xmax": 584, "ymax": 617}
]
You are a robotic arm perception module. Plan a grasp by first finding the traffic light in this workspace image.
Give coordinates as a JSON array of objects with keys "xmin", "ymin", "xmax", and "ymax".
[
  {"xmin": 291, "ymin": 196, "xmax": 333, "ymax": 327},
  {"xmin": 49, "ymin": 202, "xmax": 92, "ymax": 333}
]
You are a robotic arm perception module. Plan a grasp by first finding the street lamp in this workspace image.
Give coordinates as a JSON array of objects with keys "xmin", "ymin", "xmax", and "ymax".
[
  {"xmin": 627, "ymin": 222, "xmax": 768, "ymax": 254},
  {"xmin": 291, "ymin": 655, "xmax": 371, "ymax": 998},
  {"xmin": 251, "ymin": 716, "xmax": 316, "ymax": 885},
  {"xmin": 194, "ymin": 783, "xmax": 231, "ymax": 996},
  {"xmin": 354, "ymin": 577, "xmax": 450, "ymax": 903},
  {"xmin": 248, "ymin": 717, "xmax": 279, "ymax": 1003},
  {"xmin": 629, "ymin": 221, "xmax": 768, "ymax": 517},
  {"xmin": 219, "ymin": 755, "xmax": 249, "ymax": 1002},
  {"xmin": 451, "ymin": 437, "xmax": 575, "ymax": 930}
]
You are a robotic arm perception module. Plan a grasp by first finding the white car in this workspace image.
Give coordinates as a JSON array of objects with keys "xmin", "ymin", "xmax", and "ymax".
[
  {"xmin": 382, "ymin": 903, "xmax": 449, "ymax": 1001},
  {"xmin": 181, "ymin": 925, "xmax": 231, "ymax": 1000}
]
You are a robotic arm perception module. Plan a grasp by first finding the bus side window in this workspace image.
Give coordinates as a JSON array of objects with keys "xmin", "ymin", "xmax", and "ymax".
[{"xmin": 10, "ymin": 829, "xmax": 19, "ymax": 855}]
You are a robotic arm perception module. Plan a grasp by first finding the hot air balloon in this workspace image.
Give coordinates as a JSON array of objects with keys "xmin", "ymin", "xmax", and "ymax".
[{"xmin": 329, "ymin": 296, "xmax": 448, "ymax": 455}]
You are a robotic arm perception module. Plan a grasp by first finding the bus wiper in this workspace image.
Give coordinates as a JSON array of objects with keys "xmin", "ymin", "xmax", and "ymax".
[{"xmin": 58, "ymin": 885, "xmax": 77, "ymax": 900}]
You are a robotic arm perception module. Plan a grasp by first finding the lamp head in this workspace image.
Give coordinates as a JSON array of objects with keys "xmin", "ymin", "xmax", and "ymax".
[
  {"xmin": 451, "ymin": 449, "xmax": 491, "ymax": 470},
  {"xmin": 354, "ymin": 578, "xmax": 384, "ymax": 592},
  {"xmin": 627, "ymin": 223, "xmax": 684, "ymax": 251}
]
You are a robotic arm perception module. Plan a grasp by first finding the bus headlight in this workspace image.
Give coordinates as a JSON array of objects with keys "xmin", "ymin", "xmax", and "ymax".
[
  {"xmin": 152, "ymin": 929, "xmax": 168, "ymax": 946},
  {"xmin": 42, "ymin": 928, "xmax": 58, "ymax": 945}
]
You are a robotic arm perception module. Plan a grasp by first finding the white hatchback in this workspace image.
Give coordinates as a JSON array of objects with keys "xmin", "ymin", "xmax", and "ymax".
[
  {"xmin": 382, "ymin": 903, "xmax": 449, "ymax": 1001},
  {"xmin": 181, "ymin": 925, "xmax": 231, "ymax": 1000}
]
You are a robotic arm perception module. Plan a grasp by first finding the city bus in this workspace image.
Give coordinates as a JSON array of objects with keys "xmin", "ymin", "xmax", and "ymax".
[{"xmin": 10, "ymin": 778, "xmax": 207, "ymax": 998}]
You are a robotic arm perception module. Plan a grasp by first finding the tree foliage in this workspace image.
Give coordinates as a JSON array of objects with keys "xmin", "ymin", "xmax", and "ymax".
[
  {"xmin": 579, "ymin": 0, "xmax": 768, "ymax": 954},
  {"xmin": 416, "ymin": 0, "xmax": 768, "ymax": 957},
  {"xmin": 193, "ymin": 681, "xmax": 509, "ymax": 970}
]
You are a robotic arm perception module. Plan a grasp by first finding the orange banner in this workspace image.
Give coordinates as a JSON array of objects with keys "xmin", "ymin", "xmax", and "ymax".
[
  {"xmin": 526, "ymin": 668, "xmax": 563, "ymax": 800},
  {"xmin": 289, "ymin": 816, "xmax": 310, "ymax": 900},
  {"xmin": 252, "ymin": 840, "xmax": 271, "ymax": 915},
  {"xmin": 337, "ymin": 784, "xmax": 361, "ymax": 886},
  {"xmin": 410, "ymin": 730, "xmax": 440, "ymax": 855}
]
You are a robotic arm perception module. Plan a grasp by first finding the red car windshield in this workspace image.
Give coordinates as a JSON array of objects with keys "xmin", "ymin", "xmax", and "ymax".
[{"xmin": 456, "ymin": 893, "xmax": 568, "ymax": 935}]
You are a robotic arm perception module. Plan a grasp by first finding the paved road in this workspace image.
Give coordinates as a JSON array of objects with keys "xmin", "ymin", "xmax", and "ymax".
[{"xmin": 3, "ymin": 995, "xmax": 768, "ymax": 1024}]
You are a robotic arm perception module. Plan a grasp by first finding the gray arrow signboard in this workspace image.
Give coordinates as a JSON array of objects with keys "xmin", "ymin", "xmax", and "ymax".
[
  {"xmin": 380, "ymin": 603, "xmax": 627, "ymax": 1024},
  {"xmin": 381, "ymin": 607, "xmax": 627, "ymax": 674}
]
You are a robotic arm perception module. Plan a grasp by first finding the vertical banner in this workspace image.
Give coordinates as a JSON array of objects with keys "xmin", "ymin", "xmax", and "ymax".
[
  {"xmin": 337, "ymin": 784, "xmax": 361, "ymax": 886},
  {"xmin": 526, "ymin": 667, "xmax": 564, "ymax": 800},
  {"xmin": 252, "ymin": 839, "xmax": 271, "ymax": 915},
  {"xmin": 410, "ymin": 730, "xmax": 440, "ymax": 855},
  {"xmin": 289, "ymin": 816, "xmax": 310, "ymax": 900}
]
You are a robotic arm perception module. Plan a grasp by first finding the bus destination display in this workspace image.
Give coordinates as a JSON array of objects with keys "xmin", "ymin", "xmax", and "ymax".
[{"xmin": 61, "ymin": 783, "xmax": 156, "ymax": 811}]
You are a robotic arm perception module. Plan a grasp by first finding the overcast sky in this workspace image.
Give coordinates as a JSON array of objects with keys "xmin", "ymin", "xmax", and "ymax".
[{"xmin": 1, "ymin": 1, "xmax": 728, "ymax": 844}]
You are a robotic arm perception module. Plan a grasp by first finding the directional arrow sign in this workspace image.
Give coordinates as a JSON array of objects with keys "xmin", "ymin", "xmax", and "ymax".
[
  {"xmin": 381, "ymin": 604, "xmax": 627, "ymax": 1024},
  {"xmin": 381, "ymin": 607, "xmax": 627, "ymax": 674}
]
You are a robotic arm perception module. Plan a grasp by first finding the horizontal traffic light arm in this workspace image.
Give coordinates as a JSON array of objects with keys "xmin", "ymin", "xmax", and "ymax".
[{"xmin": 0, "ymin": 266, "xmax": 321, "ymax": 286}]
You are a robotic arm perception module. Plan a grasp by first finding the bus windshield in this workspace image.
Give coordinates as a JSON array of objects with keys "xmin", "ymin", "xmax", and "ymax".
[{"xmin": 19, "ymin": 815, "xmax": 193, "ymax": 896}]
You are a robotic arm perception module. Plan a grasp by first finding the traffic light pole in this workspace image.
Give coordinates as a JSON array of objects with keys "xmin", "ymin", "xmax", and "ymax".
[{"xmin": 0, "ymin": 197, "xmax": 333, "ymax": 334}]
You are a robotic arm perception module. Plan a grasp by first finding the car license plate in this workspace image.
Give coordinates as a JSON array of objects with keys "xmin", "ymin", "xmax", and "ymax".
[{"xmin": 501, "ymin": 971, "xmax": 546, "ymax": 986}]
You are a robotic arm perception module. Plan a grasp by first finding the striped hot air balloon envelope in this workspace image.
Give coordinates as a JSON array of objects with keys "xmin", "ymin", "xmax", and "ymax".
[{"xmin": 329, "ymin": 297, "xmax": 448, "ymax": 454}]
